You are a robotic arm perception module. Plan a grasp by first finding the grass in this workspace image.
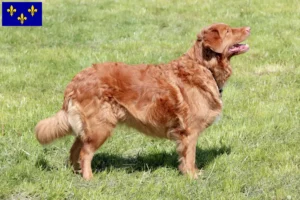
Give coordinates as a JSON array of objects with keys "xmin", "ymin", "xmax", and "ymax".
[{"xmin": 0, "ymin": 0, "xmax": 300, "ymax": 199}]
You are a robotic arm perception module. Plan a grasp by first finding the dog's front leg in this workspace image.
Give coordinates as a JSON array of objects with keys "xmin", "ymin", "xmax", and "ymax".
[{"xmin": 175, "ymin": 130, "xmax": 199, "ymax": 179}]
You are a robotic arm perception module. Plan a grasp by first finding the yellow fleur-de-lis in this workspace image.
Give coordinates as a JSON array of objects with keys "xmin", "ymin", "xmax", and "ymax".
[
  {"xmin": 18, "ymin": 13, "xmax": 27, "ymax": 24},
  {"xmin": 7, "ymin": 5, "xmax": 17, "ymax": 16},
  {"xmin": 28, "ymin": 5, "xmax": 38, "ymax": 16}
]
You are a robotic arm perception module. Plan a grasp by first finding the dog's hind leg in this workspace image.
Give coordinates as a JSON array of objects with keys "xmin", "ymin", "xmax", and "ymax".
[
  {"xmin": 68, "ymin": 99, "xmax": 121, "ymax": 180},
  {"xmin": 79, "ymin": 121, "xmax": 115, "ymax": 180},
  {"xmin": 70, "ymin": 137, "xmax": 83, "ymax": 172}
]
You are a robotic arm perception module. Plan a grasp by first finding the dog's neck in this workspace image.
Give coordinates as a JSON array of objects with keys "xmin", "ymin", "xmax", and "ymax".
[{"xmin": 182, "ymin": 40, "xmax": 232, "ymax": 90}]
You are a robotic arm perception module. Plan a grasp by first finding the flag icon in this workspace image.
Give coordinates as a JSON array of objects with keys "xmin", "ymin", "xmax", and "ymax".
[{"xmin": 2, "ymin": 2, "xmax": 42, "ymax": 26}]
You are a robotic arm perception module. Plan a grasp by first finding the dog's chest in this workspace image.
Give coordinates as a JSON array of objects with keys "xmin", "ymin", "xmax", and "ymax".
[{"xmin": 183, "ymin": 86, "xmax": 222, "ymax": 128}]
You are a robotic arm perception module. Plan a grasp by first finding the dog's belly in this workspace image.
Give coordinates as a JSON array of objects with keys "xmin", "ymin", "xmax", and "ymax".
[
  {"xmin": 118, "ymin": 103, "xmax": 179, "ymax": 139},
  {"xmin": 117, "ymin": 88, "xmax": 222, "ymax": 139},
  {"xmin": 122, "ymin": 114, "xmax": 169, "ymax": 138}
]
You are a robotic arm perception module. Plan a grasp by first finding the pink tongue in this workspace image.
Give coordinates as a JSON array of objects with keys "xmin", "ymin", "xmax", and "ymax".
[
  {"xmin": 230, "ymin": 44, "xmax": 248, "ymax": 52},
  {"xmin": 229, "ymin": 46, "xmax": 240, "ymax": 52},
  {"xmin": 231, "ymin": 46, "xmax": 240, "ymax": 51}
]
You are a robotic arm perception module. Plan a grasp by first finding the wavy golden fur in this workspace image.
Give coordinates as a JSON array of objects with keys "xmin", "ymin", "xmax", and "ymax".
[{"xmin": 35, "ymin": 23, "xmax": 250, "ymax": 180}]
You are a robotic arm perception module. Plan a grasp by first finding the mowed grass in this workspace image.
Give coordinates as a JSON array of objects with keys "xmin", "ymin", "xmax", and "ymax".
[{"xmin": 0, "ymin": 0, "xmax": 300, "ymax": 199}]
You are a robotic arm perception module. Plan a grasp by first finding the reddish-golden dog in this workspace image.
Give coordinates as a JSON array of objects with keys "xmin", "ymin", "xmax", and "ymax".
[{"xmin": 35, "ymin": 23, "xmax": 250, "ymax": 180}]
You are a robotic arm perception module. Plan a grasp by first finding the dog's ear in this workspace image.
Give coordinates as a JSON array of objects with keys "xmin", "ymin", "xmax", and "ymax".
[{"xmin": 198, "ymin": 27, "xmax": 226, "ymax": 53}]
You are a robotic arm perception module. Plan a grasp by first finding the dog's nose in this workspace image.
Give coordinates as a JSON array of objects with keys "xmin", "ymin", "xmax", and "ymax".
[{"xmin": 245, "ymin": 27, "xmax": 251, "ymax": 33}]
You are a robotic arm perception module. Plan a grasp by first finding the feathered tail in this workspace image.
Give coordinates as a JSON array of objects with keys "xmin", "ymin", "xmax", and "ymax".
[{"xmin": 35, "ymin": 110, "xmax": 71, "ymax": 144}]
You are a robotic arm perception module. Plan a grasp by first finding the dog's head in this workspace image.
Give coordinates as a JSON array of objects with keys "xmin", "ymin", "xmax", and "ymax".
[
  {"xmin": 197, "ymin": 23, "xmax": 250, "ymax": 57},
  {"xmin": 188, "ymin": 23, "xmax": 251, "ymax": 90}
]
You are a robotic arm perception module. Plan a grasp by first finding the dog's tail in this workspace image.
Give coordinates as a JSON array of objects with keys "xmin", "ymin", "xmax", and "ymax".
[{"xmin": 35, "ymin": 110, "xmax": 71, "ymax": 144}]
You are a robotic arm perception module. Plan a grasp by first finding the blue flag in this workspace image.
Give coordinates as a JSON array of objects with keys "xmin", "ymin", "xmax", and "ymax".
[{"xmin": 2, "ymin": 2, "xmax": 42, "ymax": 26}]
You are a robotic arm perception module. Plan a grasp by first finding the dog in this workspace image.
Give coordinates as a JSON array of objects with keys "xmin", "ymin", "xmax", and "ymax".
[{"xmin": 35, "ymin": 23, "xmax": 250, "ymax": 180}]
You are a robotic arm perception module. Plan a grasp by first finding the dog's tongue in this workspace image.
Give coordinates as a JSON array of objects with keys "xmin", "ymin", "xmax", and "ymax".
[{"xmin": 229, "ymin": 44, "xmax": 249, "ymax": 53}]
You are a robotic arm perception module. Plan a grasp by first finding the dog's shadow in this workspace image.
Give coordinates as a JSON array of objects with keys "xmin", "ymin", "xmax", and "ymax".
[{"xmin": 91, "ymin": 146, "xmax": 231, "ymax": 173}]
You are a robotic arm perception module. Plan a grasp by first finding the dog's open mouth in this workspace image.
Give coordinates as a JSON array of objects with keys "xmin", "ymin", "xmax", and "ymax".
[{"xmin": 229, "ymin": 44, "xmax": 249, "ymax": 54}]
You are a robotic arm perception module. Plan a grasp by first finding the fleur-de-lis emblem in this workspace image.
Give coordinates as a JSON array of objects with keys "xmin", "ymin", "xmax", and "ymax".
[
  {"xmin": 7, "ymin": 5, "xmax": 17, "ymax": 16},
  {"xmin": 28, "ymin": 5, "xmax": 38, "ymax": 16},
  {"xmin": 18, "ymin": 13, "xmax": 27, "ymax": 24}
]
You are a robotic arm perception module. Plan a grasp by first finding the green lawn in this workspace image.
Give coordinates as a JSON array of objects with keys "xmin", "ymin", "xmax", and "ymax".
[{"xmin": 1, "ymin": 0, "xmax": 300, "ymax": 199}]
